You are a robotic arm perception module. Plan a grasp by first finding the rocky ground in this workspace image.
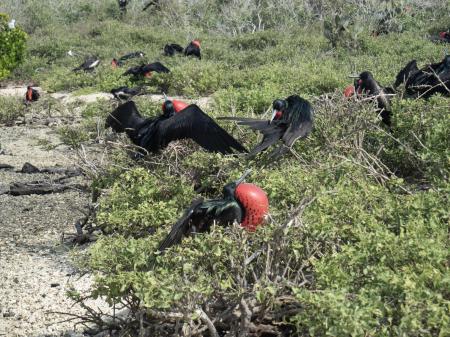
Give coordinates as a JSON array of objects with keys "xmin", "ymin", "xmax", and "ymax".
[{"xmin": 0, "ymin": 86, "xmax": 108, "ymax": 337}]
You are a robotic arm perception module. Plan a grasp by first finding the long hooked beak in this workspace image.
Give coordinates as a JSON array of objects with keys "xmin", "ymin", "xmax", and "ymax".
[
  {"xmin": 163, "ymin": 92, "xmax": 168, "ymax": 101},
  {"xmin": 269, "ymin": 109, "xmax": 278, "ymax": 124},
  {"xmin": 348, "ymin": 74, "xmax": 360, "ymax": 78},
  {"xmin": 235, "ymin": 169, "xmax": 252, "ymax": 185}
]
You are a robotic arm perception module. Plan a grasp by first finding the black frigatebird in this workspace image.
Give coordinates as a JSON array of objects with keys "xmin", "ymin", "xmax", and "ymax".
[
  {"xmin": 394, "ymin": 55, "xmax": 450, "ymax": 98},
  {"xmin": 105, "ymin": 99, "xmax": 247, "ymax": 154},
  {"xmin": 220, "ymin": 95, "xmax": 313, "ymax": 158},
  {"xmin": 158, "ymin": 169, "xmax": 269, "ymax": 251},
  {"xmin": 346, "ymin": 71, "xmax": 394, "ymax": 126},
  {"xmin": 119, "ymin": 51, "xmax": 146, "ymax": 62},
  {"xmin": 73, "ymin": 56, "xmax": 100, "ymax": 72},
  {"xmin": 184, "ymin": 40, "xmax": 201, "ymax": 59},
  {"xmin": 164, "ymin": 43, "xmax": 184, "ymax": 56},
  {"xmin": 122, "ymin": 62, "xmax": 170, "ymax": 78},
  {"xmin": 25, "ymin": 86, "xmax": 40, "ymax": 103},
  {"xmin": 118, "ymin": 0, "xmax": 128, "ymax": 12},
  {"xmin": 110, "ymin": 86, "xmax": 146, "ymax": 100}
]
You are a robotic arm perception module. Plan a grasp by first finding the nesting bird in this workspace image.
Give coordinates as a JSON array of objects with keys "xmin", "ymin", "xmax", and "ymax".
[
  {"xmin": 122, "ymin": 62, "xmax": 170, "ymax": 78},
  {"xmin": 184, "ymin": 40, "xmax": 201, "ymax": 59},
  {"xmin": 105, "ymin": 100, "xmax": 247, "ymax": 155},
  {"xmin": 73, "ymin": 56, "xmax": 100, "ymax": 72},
  {"xmin": 220, "ymin": 95, "xmax": 313, "ymax": 159},
  {"xmin": 163, "ymin": 43, "xmax": 184, "ymax": 56},
  {"xmin": 345, "ymin": 71, "xmax": 394, "ymax": 126},
  {"xmin": 158, "ymin": 170, "xmax": 269, "ymax": 251},
  {"xmin": 394, "ymin": 55, "xmax": 450, "ymax": 99},
  {"xmin": 25, "ymin": 86, "xmax": 40, "ymax": 103},
  {"xmin": 110, "ymin": 86, "xmax": 146, "ymax": 100}
]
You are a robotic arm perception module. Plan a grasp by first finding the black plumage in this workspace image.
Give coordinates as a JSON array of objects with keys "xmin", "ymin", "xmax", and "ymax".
[
  {"xmin": 110, "ymin": 86, "xmax": 145, "ymax": 100},
  {"xmin": 164, "ymin": 43, "xmax": 184, "ymax": 56},
  {"xmin": 184, "ymin": 41, "xmax": 201, "ymax": 59},
  {"xmin": 394, "ymin": 56, "xmax": 450, "ymax": 99},
  {"xmin": 105, "ymin": 100, "xmax": 247, "ymax": 154},
  {"xmin": 25, "ymin": 86, "xmax": 40, "ymax": 102},
  {"xmin": 354, "ymin": 71, "xmax": 394, "ymax": 126},
  {"xmin": 73, "ymin": 56, "xmax": 100, "ymax": 72},
  {"xmin": 122, "ymin": 62, "xmax": 170, "ymax": 77},
  {"xmin": 118, "ymin": 51, "xmax": 146, "ymax": 62},
  {"xmin": 220, "ymin": 95, "xmax": 313, "ymax": 158},
  {"xmin": 158, "ymin": 171, "xmax": 251, "ymax": 251}
]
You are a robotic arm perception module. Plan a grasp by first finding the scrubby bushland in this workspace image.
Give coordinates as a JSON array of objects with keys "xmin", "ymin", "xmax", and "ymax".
[
  {"xmin": 0, "ymin": 13, "xmax": 26, "ymax": 80},
  {"xmin": 1, "ymin": 0, "xmax": 448, "ymax": 336},
  {"xmin": 69, "ymin": 91, "xmax": 449, "ymax": 336}
]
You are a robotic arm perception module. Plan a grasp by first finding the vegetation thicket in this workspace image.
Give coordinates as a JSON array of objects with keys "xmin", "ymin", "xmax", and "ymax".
[{"xmin": 0, "ymin": 0, "xmax": 448, "ymax": 336}]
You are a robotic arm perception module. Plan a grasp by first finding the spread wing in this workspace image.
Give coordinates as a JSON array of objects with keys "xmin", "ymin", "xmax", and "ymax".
[
  {"xmin": 218, "ymin": 117, "xmax": 286, "ymax": 155},
  {"xmin": 155, "ymin": 105, "xmax": 247, "ymax": 154},
  {"xmin": 122, "ymin": 65, "xmax": 142, "ymax": 76},
  {"xmin": 281, "ymin": 95, "xmax": 314, "ymax": 146},
  {"xmin": 394, "ymin": 60, "xmax": 418, "ymax": 88},
  {"xmin": 145, "ymin": 62, "xmax": 170, "ymax": 73},
  {"xmin": 158, "ymin": 198, "xmax": 204, "ymax": 252}
]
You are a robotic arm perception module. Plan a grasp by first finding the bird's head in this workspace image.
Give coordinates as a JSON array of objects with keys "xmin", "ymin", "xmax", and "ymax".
[
  {"xmin": 222, "ymin": 169, "xmax": 252, "ymax": 199},
  {"xmin": 144, "ymin": 71, "xmax": 152, "ymax": 78},
  {"xmin": 270, "ymin": 99, "xmax": 287, "ymax": 123},
  {"xmin": 162, "ymin": 95, "xmax": 189, "ymax": 116},
  {"xmin": 439, "ymin": 31, "xmax": 448, "ymax": 39},
  {"xmin": 192, "ymin": 40, "xmax": 201, "ymax": 48}
]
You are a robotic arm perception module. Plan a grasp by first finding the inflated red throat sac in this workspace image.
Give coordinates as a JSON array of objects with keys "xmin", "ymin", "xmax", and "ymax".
[{"xmin": 235, "ymin": 183, "xmax": 269, "ymax": 231}]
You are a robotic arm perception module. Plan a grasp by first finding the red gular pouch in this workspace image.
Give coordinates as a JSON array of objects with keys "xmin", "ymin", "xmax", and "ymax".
[
  {"xmin": 161, "ymin": 99, "xmax": 190, "ymax": 114},
  {"xmin": 344, "ymin": 85, "xmax": 355, "ymax": 98},
  {"xmin": 26, "ymin": 88, "xmax": 33, "ymax": 101},
  {"xmin": 439, "ymin": 31, "xmax": 449, "ymax": 39},
  {"xmin": 172, "ymin": 99, "xmax": 189, "ymax": 112},
  {"xmin": 111, "ymin": 59, "xmax": 118, "ymax": 69},
  {"xmin": 235, "ymin": 183, "xmax": 269, "ymax": 232},
  {"xmin": 192, "ymin": 40, "xmax": 201, "ymax": 48},
  {"xmin": 144, "ymin": 71, "xmax": 152, "ymax": 78}
]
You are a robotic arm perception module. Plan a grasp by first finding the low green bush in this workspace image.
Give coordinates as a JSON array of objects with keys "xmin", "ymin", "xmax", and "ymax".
[{"xmin": 0, "ymin": 13, "xmax": 27, "ymax": 79}]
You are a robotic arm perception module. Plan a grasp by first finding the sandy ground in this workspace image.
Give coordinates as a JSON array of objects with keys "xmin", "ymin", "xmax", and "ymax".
[{"xmin": 0, "ymin": 87, "xmax": 108, "ymax": 337}]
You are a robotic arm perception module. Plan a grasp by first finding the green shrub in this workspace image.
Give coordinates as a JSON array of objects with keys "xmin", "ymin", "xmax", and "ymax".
[{"xmin": 0, "ymin": 13, "xmax": 27, "ymax": 79}]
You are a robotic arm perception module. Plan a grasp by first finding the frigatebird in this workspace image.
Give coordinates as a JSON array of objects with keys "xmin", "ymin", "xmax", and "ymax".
[
  {"xmin": 25, "ymin": 86, "xmax": 40, "ymax": 103},
  {"xmin": 105, "ymin": 100, "xmax": 247, "ymax": 154},
  {"xmin": 122, "ymin": 62, "xmax": 170, "ymax": 78},
  {"xmin": 394, "ymin": 55, "xmax": 450, "ymax": 98},
  {"xmin": 73, "ymin": 56, "xmax": 100, "ymax": 72},
  {"xmin": 185, "ymin": 40, "xmax": 201, "ymax": 59},
  {"xmin": 110, "ymin": 86, "xmax": 146, "ymax": 100},
  {"xmin": 164, "ymin": 43, "xmax": 184, "ymax": 56},
  {"xmin": 119, "ymin": 51, "xmax": 146, "ymax": 61},
  {"xmin": 346, "ymin": 71, "xmax": 394, "ymax": 126},
  {"xmin": 158, "ymin": 170, "xmax": 269, "ymax": 251},
  {"xmin": 220, "ymin": 95, "xmax": 313, "ymax": 158}
]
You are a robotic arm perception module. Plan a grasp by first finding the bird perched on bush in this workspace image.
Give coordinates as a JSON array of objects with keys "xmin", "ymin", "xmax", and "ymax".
[
  {"xmin": 184, "ymin": 40, "xmax": 201, "ymax": 59},
  {"xmin": 122, "ymin": 62, "xmax": 170, "ymax": 78},
  {"xmin": 220, "ymin": 95, "xmax": 313, "ymax": 159},
  {"xmin": 345, "ymin": 71, "xmax": 394, "ymax": 126},
  {"xmin": 163, "ymin": 43, "xmax": 184, "ymax": 56},
  {"xmin": 105, "ymin": 100, "xmax": 247, "ymax": 155},
  {"xmin": 25, "ymin": 86, "xmax": 39, "ymax": 103},
  {"xmin": 158, "ymin": 169, "xmax": 269, "ymax": 251},
  {"xmin": 73, "ymin": 56, "xmax": 100, "ymax": 72},
  {"xmin": 394, "ymin": 55, "xmax": 450, "ymax": 99},
  {"xmin": 110, "ymin": 86, "xmax": 146, "ymax": 100}
]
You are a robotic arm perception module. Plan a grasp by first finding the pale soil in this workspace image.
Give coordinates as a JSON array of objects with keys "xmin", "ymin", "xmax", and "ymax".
[{"xmin": 0, "ymin": 87, "xmax": 109, "ymax": 337}]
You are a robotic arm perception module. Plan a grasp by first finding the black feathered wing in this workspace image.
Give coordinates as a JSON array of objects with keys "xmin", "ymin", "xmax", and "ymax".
[
  {"xmin": 218, "ymin": 117, "xmax": 286, "ymax": 155},
  {"xmin": 282, "ymin": 96, "xmax": 314, "ymax": 147},
  {"xmin": 155, "ymin": 105, "xmax": 247, "ymax": 154},
  {"xmin": 145, "ymin": 62, "xmax": 170, "ymax": 73},
  {"xmin": 158, "ymin": 198, "xmax": 204, "ymax": 251}
]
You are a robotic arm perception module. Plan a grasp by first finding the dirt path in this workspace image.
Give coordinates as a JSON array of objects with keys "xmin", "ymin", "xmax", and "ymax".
[{"xmin": 0, "ymin": 87, "xmax": 108, "ymax": 337}]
